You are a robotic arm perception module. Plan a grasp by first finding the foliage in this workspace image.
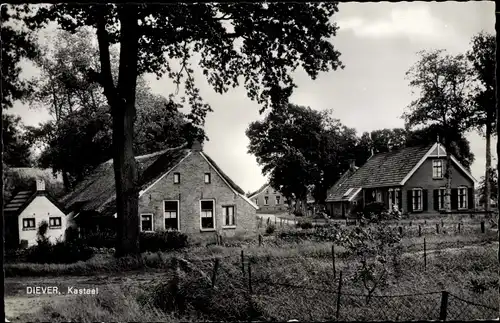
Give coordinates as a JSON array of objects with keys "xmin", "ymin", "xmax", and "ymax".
[
  {"xmin": 2, "ymin": 114, "xmax": 33, "ymax": 167},
  {"xmin": 296, "ymin": 218, "xmax": 313, "ymax": 229},
  {"xmin": 139, "ymin": 231, "xmax": 189, "ymax": 253},
  {"xmin": 3, "ymin": 167, "xmax": 65, "ymax": 203},
  {"xmin": 1, "ymin": 5, "xmax": 39, "ymax": 108},
  {"xmin": 81, "ymin": 231, "xmax": 117, "ymax": 249},
  {"xmin": 357, "ymin": 202, "xmax": 401, "ymax": 224},
  {"xmin": 265, "ymin": 223, "xmax": 276, "ymax": 235},
  {"xmin": 26, "ymin": 222, "xmax": 94, "ymax": 264},
  {"xmin": 478, "ymin": 168, "xmax": 498, "ymax": 205}
]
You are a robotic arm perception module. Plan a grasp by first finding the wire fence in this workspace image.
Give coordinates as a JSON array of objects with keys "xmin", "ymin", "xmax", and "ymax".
[{"xmin": 181, "ymin": 253, "xmax": 499, "ymax": 322}]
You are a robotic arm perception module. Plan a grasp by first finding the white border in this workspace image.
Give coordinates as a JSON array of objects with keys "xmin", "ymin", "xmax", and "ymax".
[
  {"xmin": 163, "ymin": 200, "xmax": 180, "ymax": 231},
  {"xmin": 200, "ymin": 198, "xmax": 216, "ymax": 231},
  {"xmin": 139, "ymin": 213, "xmax": 154, "ymax": 232}
]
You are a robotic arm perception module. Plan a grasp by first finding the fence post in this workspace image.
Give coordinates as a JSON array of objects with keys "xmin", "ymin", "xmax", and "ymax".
[
  {"xmin": 418, "ymin": 225, "xmax": 422, "ymax": 237},
  {"xmin": 439, "ymin": 291, "xmax": 449, "ymax": 321},
  {"xmin": 258, "ymin": 234, "xmax": 262, "ymax": 247},
  {"xmin": 248, "ymin": 261, "xmax": 253, "ymax": 294},
  {"xmin": 441, "ymin": 219, "xmax": 444, "ymax": 228},
  {"xmin": 409, "ymin": 221, "xmax": 412, "ymax": 226},
  {"xmin": 458, "ymin": 222, "xmax": 461, "ymax": 234},
  {"xmin": 336, "ymin": 271, "xmax": 343, "ymax": 320},
  {"xmin": 241, "ymin": 250, "xmax": 245, "ymax": 276},
  {"xmin": 481, "ymin": 221, "xmax": 485, "ymax": 233},
  {"xmin": 398, "ymin": 226, "xmax": 403, "ymax": 236},
  {"xmin": 211, "ymin": 258, "xmax": 220, "ymax": 288},
  {"xmin": 436, "ymin": 223, "xmax": 440, "ymax": 234},
  {"xmin": 332, "ymin": 244, "xmax": 336, "ymax": 279},
  {"xmin": 424, "ymin": 238, "xmax": 427, "ymax": 270}
]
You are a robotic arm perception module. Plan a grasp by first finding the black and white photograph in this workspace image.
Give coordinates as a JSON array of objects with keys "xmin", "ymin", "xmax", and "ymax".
[{"xmin": 1, "ymin": 2, "xmax": 498, "ymax": 322}]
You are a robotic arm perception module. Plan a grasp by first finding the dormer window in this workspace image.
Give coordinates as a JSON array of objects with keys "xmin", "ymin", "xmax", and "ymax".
[
  {"xmin": 204, "ymin": 173, "xmax": 211, "ymax": 184},
  {"xmin": 432, "ymin": 160, "xmax": 443, "ymax": 179},
  {"xmin": 173, "ymin": 173, "xmax": 180, "ymax": 184}
]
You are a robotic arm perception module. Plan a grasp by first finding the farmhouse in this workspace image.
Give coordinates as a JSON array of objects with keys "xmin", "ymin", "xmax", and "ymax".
[
  {"xmin": 61, "ymin": 141, "xmax": 258, "ymax": 240},
  {"xmin": 4, "ymin": 179, "xmax": 68, "ymax": 248},
  {"xmin": 248, "ymin": 183, "xmax": 288, "ymax": 213},
  {"xmin": 325, "ymin": 142, "xmax": 477, "ymax": 218}
]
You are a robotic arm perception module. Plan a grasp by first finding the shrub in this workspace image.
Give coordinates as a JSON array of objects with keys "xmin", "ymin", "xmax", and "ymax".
[
  {"xmin": 296, "ymin": 218, "xmax": 313, "ymax": 229},
  {"xmin": 265, "ymin": 223, "xmax": 276, "ymax": 235},
  {"xmin": 81, "ymin": 230, "xmax": 116, "ymax": 249},
  {"xmin": 139, "ymin": 231, "xmax": 189, "ymax": 252}
]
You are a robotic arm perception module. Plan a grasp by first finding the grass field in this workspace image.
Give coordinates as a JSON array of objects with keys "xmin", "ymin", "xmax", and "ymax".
[{"xmin": 5, "ymin": 219, "xmax": 499, "ymax": 322}]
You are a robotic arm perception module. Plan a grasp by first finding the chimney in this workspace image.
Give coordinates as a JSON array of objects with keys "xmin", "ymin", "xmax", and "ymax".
[
  {"xmin": 348, "ymin": 159, "xmax": 356, "ymax": 171},
  {"xmin": 36, "ymin": 179, "xmax": 46, "ymax": 191},
  {"xmin": 190, "ymin": 139, "xmax": 203, "ymax": 152}
]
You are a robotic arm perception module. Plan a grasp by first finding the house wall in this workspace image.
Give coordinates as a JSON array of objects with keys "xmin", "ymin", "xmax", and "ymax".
[
  {"xmin": 18, "ymin": 195, "xmax": 67, "ymax": 246},
  {"xmin": 139, "ymin": 152, "xmax": 257, "ymax": 242},
  {"xmin": 251, "ymin": 187, "xmax": 288, "ymax": 213},
  {"xmin": 402, "ymin": 157, "xmax": 475, "ymax": 214}
]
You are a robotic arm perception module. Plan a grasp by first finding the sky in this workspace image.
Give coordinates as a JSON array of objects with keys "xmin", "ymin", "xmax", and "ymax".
[{"xmin": 10, "ymin": 1, "xmax": 496, "ymax": 193}]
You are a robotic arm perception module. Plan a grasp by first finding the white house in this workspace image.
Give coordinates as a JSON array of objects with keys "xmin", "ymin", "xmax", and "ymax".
[{"xmin": 5, "ymin": 179, "xmax": 68, "ymax": 247}]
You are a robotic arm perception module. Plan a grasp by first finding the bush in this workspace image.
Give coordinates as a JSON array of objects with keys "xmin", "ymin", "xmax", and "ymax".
[
  {"xmin": 139, "ymin": 231, "xmax": 189, "ymax": 252},
  {"xmin": 296, "ymin": 218, "xmax": 313, "ymax": 229},
  {"xmin": 358, "ymin": 202, "xmax": 398, "ymax": 223},
  {"xmin": 81, "ymin": 230, "xmax": 116, "ymax": 249},
  {"xmin": 265, "ymin": 224, "xmax": 276, "ymax": 235}
]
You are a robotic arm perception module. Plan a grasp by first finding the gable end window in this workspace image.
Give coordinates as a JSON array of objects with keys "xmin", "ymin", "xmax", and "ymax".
[
  {"xmin": 432, "ymin": 160, "xmax": 443, "ymax": 179},
  {"xmin": 264, "ymin": 196, "xmax": 269, "ymax": 205},
  {"xmin": 22, "ymin": 218, "xmax": 36, "ymax": 230},
  {"xmin": 49, "ymin": 217, "xmax": 62, "ymax": 228},
  {"xmin": 200, "ymin": 200, "xmax": 215, "ymax": 230},
  {"xmin": 255, "ymin": 198, "xmax": 258, "ymax": 205},
  {"xmin": 458, "ymin": 187, "xmax": 468, "ymax": 210},
  {"xmin": 276, "ymin": 196, "xmax": 281, "ymax": 204},
  {"xmin": 140, "ymin": 214, "xmax": 153, "ymax": 232},
  {"xmin": 204, "ymin": 173, "xmax": 211, "ymax": 184},
  {"xmin": 173, "ymin": 173, "xmax": 180, "ymax": 184}
]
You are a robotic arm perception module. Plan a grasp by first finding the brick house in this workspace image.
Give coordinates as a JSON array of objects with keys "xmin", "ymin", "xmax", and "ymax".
[
  {"xmin": 61, "ymin": 141, "xmax": 258, "ymax": 240},
  {"xmin": 325, "ymin": 142, "xmax": 477, "ymax": 218},
  {"xmin": 248, "ymin": 183, "xmax": 288, "ymax": 213},
  {"xmin": 4, "ymin": 179, "xmax": 68, "ymax": 248}
]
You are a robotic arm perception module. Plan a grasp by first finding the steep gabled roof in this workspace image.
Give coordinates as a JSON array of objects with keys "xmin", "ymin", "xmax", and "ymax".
[
  {"xmin": 63, "ymin": 143, "xmax": 257, "ymax": 216},
  {"xmin": 247, "ymin": 183, "xmax": 270, "ymax": 198},
  {"xmin": 326, "ymin": 144, "xmax": 433, "ymax": 202},
  {"xmin": 5, "ymin": 190, "xmax": 66, "ymax": 216},
  {"xmin": 61, "ymin": 144, "xmax": 191, "ymax": 216}
]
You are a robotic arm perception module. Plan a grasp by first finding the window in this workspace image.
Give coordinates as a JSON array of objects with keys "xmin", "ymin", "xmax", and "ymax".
[
  {"xmin": 438, "ymin": 188, "xmax": 446, "ymax": 210},
  {"xmin": 458, "ymin": 187, "xmax": 468, "ymax": 209},
  {"xmin": 266, "ymin": 189, "xmax": 269, "ymax": 194},
  {"xmin": 141, "ymin": 214, "xmax": 153, "ymax": 232},
  {"xmin": 255, "ymin": 198, "xmax": 258, "ymax": 205},
  {"xmin": 276, "ymin": 196, "xmax": 281, "ymax": 204},
  {"xmin": 388, "ymin": 189, "xmax": 394, "ymax": 207},
  {"xmin": 200, "ymin": 200, "xmax": 215, "ymax": 230},
  {"xmin": 173, "ymin": 173, "xmax": 180, "ymax": 184},
  {"xmin": 376, "ymin": 191, "xmax": 382, "ymax": 202},
  {"xmin": 395, "ymin": 188, "xmax": 400, "ymax": 207},
  {"xmin": 204, "ymin": 173, "xmax": 211, "ymax": 184},
  {"xmin": 433, "ymin": 160, "xmax": 443, "ymax": 178},
  {"xmin": 49, "ymin": 217, "xmax": 62, "ymax": 228},
  {"xmin": 412, "ymin": 188, "xmax": 423, "ymax": 211},
  {"xmin": 164, "ymin": 201, "xmax": 179, "ymax": 230},
  {"xmin": 223, "ymin": 205, "xmax": 235, "ymax": 227},
  {"xmin": 264, "ymin": 196, "xmax": 269, "ymax": 205},
  {"xmin": 22, "ymin": 218, "xmax": 35, "ymax": 230}
]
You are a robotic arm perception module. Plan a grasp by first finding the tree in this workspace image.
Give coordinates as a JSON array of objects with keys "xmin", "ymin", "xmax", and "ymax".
[
  {"xmin": 24, "ymin": 3, "xmax": 344, "ymax": 256},
  {"xmin": 478, "ymin": 168, "xmax": 498, "ymax": 207},
  {"xmin": 403, "ymin": 49, "xmax": 475, "ymax": 212},
  {"xmin": 2, "ymin": 114, "xmax": 33, "ymax": 167},
  {"xmin": 467, "ymin": 32, "xmax": 496, "ymax": 214}
]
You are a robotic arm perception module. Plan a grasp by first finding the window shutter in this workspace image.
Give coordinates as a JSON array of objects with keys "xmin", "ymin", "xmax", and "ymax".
[
  {"xmin": 422, "ymin": 189, "xmax": 428, "ymax": 211},
  {"xmin": 397, "ymin": 190, "xmax": 402, "ymax": 210},
  {"xmin": 451, "ymin": 188, "xmax": 458, "ymax": 210},
  {"xmin": 407, "ymin": 190, "xmax": 413, "ymax": 212},
  {"xmin": 433, "ymin": 189, "xmax": 439, "ymax": 210},
  {"xmin": 468, "ymin": 188, "xmax": 474, "ymax": 210}
]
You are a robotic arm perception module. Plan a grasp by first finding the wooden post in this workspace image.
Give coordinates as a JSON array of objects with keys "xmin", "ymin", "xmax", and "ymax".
[
  {"xmin": 439, "ymin": 291, "xmax": 449, "ymax": 321},
  {"xmin": 211, "ymin": 258, "xmax": 220, "ymax": 288},
  {"xmin": 481, "ymin": 221, "xmax": 485, "ymax": 233},
  {"xmin": 336, "ymin": 271, "xmax": 343, "ymax": 320},
  {"xmin": 424, "ymin": 238, "xmax": 427, "ymax": 270},
  {"xmin": 275, "ymin": 217, "xmax": 277, "ymax": 225},
  {"xmin": 441, "ymin": 219, "xmax": 444, "ymax": 228},
  {"xmin": 458, "ymin": 222, "xmax": 461, "ymax": 234},
  {"xmin": 425, "ymin": 220, "xmax": 427, "ymax": 225},
  {"xmin": 248, "ymin": 262, "xmax": 253, "ymax": 294},
  {"xmin": 258, "ymin": 234, "xmax": 262, "ymax": 247},
  {"xmin": 436, "ymin": 223, "xmax": 440, "ymax": 234},
  {"xmin": 409, "ymin": 221, "xmax": 412, "ymax": 226},
  {"xmin": 241, "ymin": 250, "xmax": 245, "ymax": 276},
  {"xmin": 332, "ymin": 244, "xmax": 336, "ymax": 279},
  {"xmin": 418, "ymin": 225, "xmax": 422, "ymax": 237},
  {"xmin": 398, "ymin": 226, "xmax": 403, "ymax": 236}
]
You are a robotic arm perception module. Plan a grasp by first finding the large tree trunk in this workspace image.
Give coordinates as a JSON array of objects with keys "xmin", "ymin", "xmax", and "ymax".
[
  {"xmin": 95, "ymin": 6, "xmax": 140, "ymax": 257},
  {"xmin": 1, "ymin": 98, "xmax": 5, "ymax": 322},
  {"xmin": 484, "ymin": 121, "xmax": 492, "ymax": 213}
]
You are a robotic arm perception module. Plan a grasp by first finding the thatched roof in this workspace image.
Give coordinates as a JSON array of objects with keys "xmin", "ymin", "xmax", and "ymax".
[{"xmin": 62, "ymin": 143, "xmax": 252, "ymax": 216}]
